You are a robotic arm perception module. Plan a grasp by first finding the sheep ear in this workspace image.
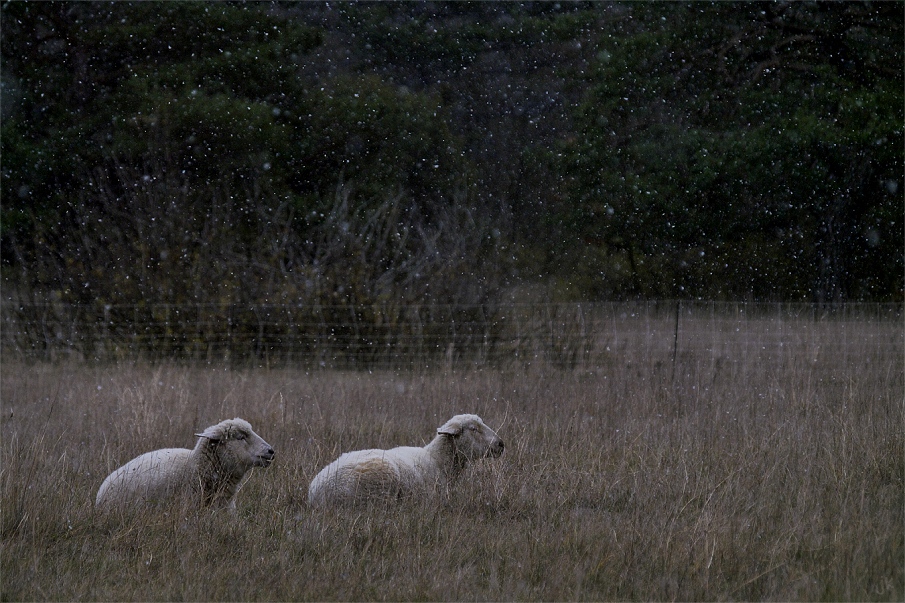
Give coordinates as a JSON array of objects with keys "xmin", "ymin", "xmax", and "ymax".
[
  {"xmin": 437, "ymin": 421, "xmax": 463, "ymax": 437},
  {"xmin": 195, "ymin": 426, "xmax": 222, "ymax": 443}
]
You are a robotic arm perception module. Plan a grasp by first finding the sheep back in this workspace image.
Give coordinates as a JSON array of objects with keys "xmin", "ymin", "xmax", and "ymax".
[
  {"xmin": 308, "ymin": 446, "xmax": 440, "ymax": 506},
  {"xmin": 95, "ymin": 448, "xmax": 197, "ymax": 507}
]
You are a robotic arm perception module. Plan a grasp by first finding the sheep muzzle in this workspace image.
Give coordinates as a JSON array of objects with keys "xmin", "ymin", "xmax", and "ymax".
[
  {"xmin": 256, "ymin": 448, "xmax": 276, "ymax": 467},
  {"xmin": 489, "ymin": 438, "xmax": 505, "ymax": 458}
]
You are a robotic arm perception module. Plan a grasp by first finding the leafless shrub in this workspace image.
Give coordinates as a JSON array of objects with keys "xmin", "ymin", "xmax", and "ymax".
[{"xmin": 5, "ymin": 157, "xmax": 517, "ymax": 361}]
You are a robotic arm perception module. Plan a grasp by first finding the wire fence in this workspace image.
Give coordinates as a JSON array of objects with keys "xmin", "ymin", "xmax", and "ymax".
[{"xmin": 1, "ymin": 300, "xmax": 901, "ymax": 369}]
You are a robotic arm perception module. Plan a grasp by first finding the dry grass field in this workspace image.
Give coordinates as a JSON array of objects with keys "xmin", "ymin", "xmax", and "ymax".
[{"xmin": 1, "ymin": 308, "xmax": 902, "ymax": 601}]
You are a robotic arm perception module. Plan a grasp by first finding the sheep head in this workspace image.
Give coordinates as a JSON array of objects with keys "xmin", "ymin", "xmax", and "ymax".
[
  {"xmin": 437, "ymin": 414, "xmax": 504, "ymax": 461},
  {"xmin": 195, "ymin": 418, "xmax": 275, "ymax": 470}
]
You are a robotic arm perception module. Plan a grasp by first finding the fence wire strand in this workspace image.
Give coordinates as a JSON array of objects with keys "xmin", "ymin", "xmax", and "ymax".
[{"xmin": 1, "ymin": 301, "xmax": 901, "ymax": 369}]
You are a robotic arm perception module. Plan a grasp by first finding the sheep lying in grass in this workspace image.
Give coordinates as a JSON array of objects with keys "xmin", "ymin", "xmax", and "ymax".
[
  {"xmin": 96, "ymin": 418, "xmax": 275, "ymax": 512},
  {"xmin": 308, "ymin": 413, "xmax": 504, "ymax": 506}
]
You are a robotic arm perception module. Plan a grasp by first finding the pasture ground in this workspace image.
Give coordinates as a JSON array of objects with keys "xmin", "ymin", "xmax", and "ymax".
[{"xmin": 1, "ymin": 311, "xmax": 902, "ymax": 600}]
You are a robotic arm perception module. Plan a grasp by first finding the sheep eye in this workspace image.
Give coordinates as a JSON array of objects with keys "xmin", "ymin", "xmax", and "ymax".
[
  {"xmin": 235, "ymin": 432, "xmax": 247, "ymax": 441},
  {"xmin": 468, "ymin": 425, "xmax": 478, "ymax": 432}
]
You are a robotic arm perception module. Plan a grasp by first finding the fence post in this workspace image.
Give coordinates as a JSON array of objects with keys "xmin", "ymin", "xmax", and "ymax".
[{"xmin": 671, "ymin": 300, "xmax": 681, "ymax": 381}]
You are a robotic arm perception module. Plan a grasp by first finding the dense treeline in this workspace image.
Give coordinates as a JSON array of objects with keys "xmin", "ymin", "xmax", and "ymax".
[{"xmin": 2, "ymin": 1, "xmax": 902, "ymax": 309}]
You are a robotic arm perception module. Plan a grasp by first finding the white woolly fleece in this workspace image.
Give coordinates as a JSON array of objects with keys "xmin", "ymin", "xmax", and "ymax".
[
  {"xmin": 96, "ymin": 417, "xmax": 274, "ymax": 512},
  {"xmin": 308, "ymin": 413, "xmax": 503, "ymax": 506}
]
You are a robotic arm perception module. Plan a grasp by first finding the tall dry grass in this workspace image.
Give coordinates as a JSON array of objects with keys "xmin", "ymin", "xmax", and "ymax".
[{"xmin": 1, "ymin": 311, "xmax": 902, "ymax": 601}]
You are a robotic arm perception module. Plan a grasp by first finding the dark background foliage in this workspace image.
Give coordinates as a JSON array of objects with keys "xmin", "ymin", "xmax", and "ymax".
[{"xmin": 2, "ymin": 1, "xmax": 902, "ymax": 308}]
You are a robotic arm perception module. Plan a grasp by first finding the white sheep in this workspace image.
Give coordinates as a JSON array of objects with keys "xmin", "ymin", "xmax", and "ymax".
[
  {"xmin": 308, "ymin": 413, "xmax": 504, "ymax": 506},
  {"xmin": 95, "ymin": 417, "xmax": 275, "ymax": 512}
]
